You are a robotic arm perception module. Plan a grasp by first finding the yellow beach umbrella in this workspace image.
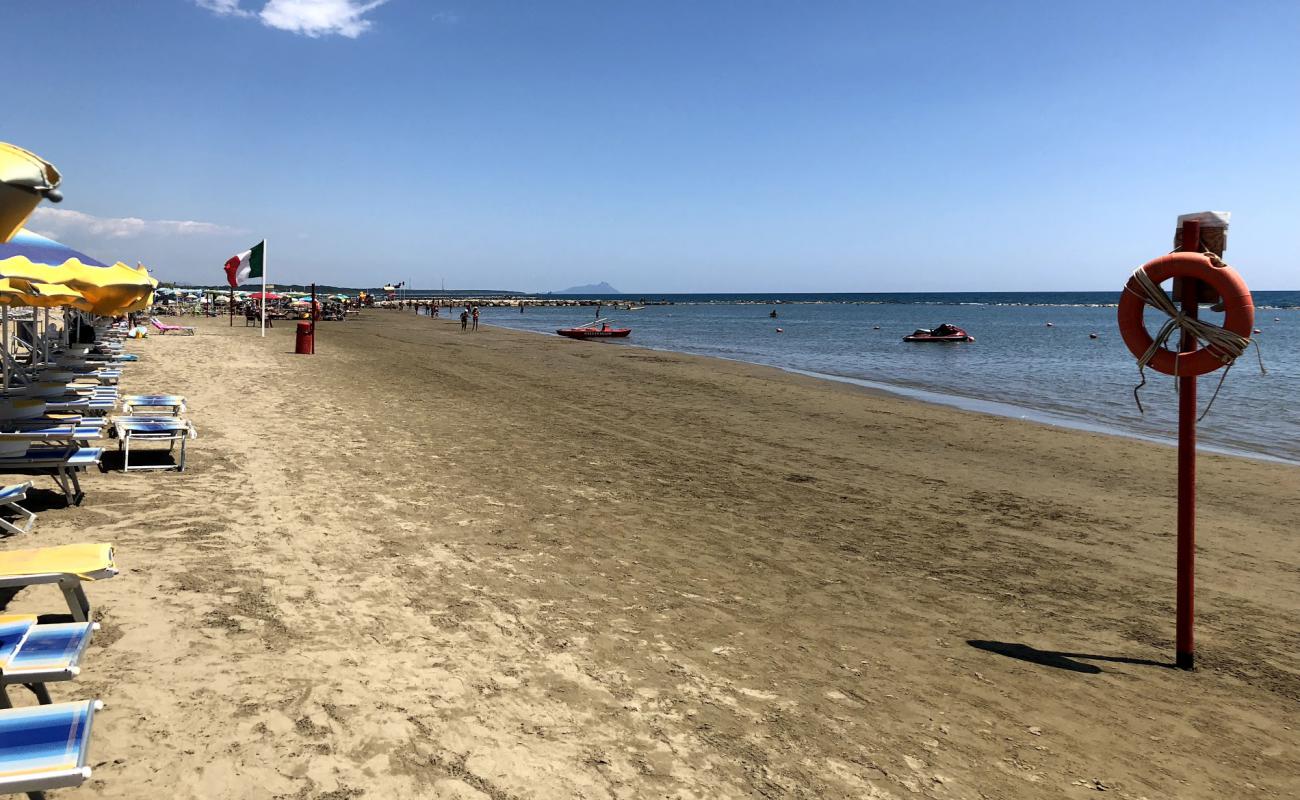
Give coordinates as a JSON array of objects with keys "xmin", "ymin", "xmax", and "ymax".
[
  {"xmin": 0, "ymin": 229, "xmax": 154, "ymax": 315},
  {"xmin": 5, "ymin": 278, "xmax": 91, "ymax": 310},
  {"xmin": 0, "ymin": 143, "xmax": 61, "ymax": 244}
]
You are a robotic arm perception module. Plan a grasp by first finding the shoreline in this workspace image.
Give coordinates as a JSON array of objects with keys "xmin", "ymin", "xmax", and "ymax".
[{"xmin": 482, "ymin": 319, "xmax": 1299, "ymax": 467}]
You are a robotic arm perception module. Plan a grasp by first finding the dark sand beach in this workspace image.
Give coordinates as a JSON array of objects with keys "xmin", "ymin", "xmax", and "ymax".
[{"xmin": 13, "ymin": 309, "xmax": 1297, "ymax": 799}]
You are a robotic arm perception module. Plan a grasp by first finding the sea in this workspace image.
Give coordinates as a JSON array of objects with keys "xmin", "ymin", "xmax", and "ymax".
[{"xmin": 470, "ymin": 291, "xmax": 1299, "ymax": 464}]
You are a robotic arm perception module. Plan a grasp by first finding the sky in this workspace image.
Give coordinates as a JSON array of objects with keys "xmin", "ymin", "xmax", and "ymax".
[{"xmin": 5, "ymin": 0, "xmax": 1298, "ymax": 292}]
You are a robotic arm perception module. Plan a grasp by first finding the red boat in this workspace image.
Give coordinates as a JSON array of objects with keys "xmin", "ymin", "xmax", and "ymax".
[
  {"xmin": 556, "ymin": 322, "xmax": 631, "ymax": 340},
  {"xmin": 903, "ymin": 323, "xmax": 974, "ymax": 343}
]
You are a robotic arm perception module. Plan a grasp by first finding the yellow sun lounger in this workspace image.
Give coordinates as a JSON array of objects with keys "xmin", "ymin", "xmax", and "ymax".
[{"xmin": 0, "ymin": 544, "xmax": 116, "ymax": 622}]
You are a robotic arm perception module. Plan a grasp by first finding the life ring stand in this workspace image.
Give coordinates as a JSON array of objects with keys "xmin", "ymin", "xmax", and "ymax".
[{"xmin": 1117, "ymin": 252, "xmax": 1253, "ymax": 377}]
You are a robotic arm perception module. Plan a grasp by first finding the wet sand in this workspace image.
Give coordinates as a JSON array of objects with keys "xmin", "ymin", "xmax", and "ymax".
[{"xmin": 9, "ymin": 309, "xmax": 1298, "ymax": 799}]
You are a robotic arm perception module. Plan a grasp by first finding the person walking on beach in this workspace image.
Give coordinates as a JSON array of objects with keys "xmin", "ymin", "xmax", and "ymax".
[
  {"xmin": 472, "ymin": 306, "xmax": 480, "ymax": 331},
  {"xmin": 460, "ymin": 309, "xmax": 468, "ymax": 331}
]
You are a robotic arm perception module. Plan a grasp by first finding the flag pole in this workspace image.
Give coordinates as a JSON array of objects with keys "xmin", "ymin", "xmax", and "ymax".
[
  {"xmin": 260, "ymin": 239, "xmax": 267, "ymax": 338},
  {"xmin": 229, "ymin": 283, "xmax": 234, "ymax": 327}
]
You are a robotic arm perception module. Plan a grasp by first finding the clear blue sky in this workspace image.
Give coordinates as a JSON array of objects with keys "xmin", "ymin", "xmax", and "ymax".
[{"xmin": 6, "ymin": 1, "xmax": 1298, "ymax": 291}]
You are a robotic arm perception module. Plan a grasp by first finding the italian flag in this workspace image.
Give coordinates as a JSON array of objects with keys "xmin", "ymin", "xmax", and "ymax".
[{"xmin": 224, "ymin": 241, "xmax": 265, "ymax": 287}]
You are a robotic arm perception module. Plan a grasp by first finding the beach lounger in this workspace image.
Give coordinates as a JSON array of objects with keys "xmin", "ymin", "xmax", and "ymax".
[
  {"xmin": 0, "ymin": 544, "xmax": 116, "ymax": 623},
  {"xmin": 110, "ymin": 416, "xmax": 196, "ymax": 472},
  {"xmin": 0, "ymin": 423, "xmax": 106, "ymax": 449},
  {"xmin": 44, "ymin": 397, "xmax": 115, "ymax": 416},
  {"xmin": 0, "ymin": 699, "xmax": 102, "ymax": 796},
  {"xmin": 0, "ymin": 447, "xmax": 104, "ymax": 506},
  {"xmin": 0, "ymin": 614, "xmax": 96, "ymax": 707},
  {"xmin": 120, "ymin": 394, "xmax": 185, "ymax": 416},
  {"xmin": 149, "ymin": 318, "xmax": 195, "ymax": 336},
  {"xmin": 0, "ymin": 485, "xmax": 35, "ymax": 537}
]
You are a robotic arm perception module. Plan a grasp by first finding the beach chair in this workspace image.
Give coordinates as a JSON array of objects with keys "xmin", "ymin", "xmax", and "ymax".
[
  {"xmin": 149, "ymin": 318, "xmax": 195, "ymax": 336},
  {"xmin": 0, "ymin": 422, "xmax": 107, "ymax": 450},
  {"xmin": 0, "ymin": 485, "xmax": 36, "ymax": 537},
  {"xmin": 0, "ymin": 447, "xmax": 104, "ymax": 506},
  {"xmin": 110, "ymin": 416, "xmax": 196, "ymax": 472},
  {"xmin": 0, "ymin": 544, "xmax": 116, "ymax": 622},
  {"xmin": 44, "ymin": 396, "xmax": 116, "ymax": 417},
  {"xmin": 0, "ymin": 614, "xmax": 97, "ymax": 707},
  {"xmin": 0, "ymin": 699, "xmax": 102, "ymax": 797},
  {"xmin": 120, "ymin": 394, "xmax": 185, "ymax": 416}
]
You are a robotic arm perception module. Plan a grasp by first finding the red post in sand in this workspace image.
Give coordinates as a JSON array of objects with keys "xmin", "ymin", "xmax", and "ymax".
[
  {"xmin": 1175, "ymin": 218, "xmax": 1200, "ymax": 670},
  {"xmin": 309, "ymin": 283, "xmax": 317, "ymax": 356}
]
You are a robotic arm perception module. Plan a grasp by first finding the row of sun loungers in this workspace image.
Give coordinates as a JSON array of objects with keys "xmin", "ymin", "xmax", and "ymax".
[
  {"xmin": 0, "ymin": 319, "xmax": 192, "ymax": 795},
  {"xmin": 0, "ymin": 542, "xmax": 114, "ymax": 794}
]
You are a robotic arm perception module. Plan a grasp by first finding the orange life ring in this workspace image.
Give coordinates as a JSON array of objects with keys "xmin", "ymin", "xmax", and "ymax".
[{"xmin": 1117, "ymin": 252, "xmax": 1253, "ymax": 376}]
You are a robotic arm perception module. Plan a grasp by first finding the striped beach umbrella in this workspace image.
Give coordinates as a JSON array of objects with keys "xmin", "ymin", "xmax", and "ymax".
[{"xmin": 0, "ymin": 228, "xmax": 155, "ymax": 316}]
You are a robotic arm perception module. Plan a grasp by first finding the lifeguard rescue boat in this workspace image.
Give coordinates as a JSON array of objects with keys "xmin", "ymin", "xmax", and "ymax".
[
  {"xmin": 903, "ymin": 323, "xmax": 974, "ymax": 343},
  {"xmin": 556, "ymin": 319, "xmax": 631, "ymax": 340}
]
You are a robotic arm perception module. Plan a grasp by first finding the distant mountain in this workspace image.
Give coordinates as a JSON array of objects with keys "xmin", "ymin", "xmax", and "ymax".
[{"xmin": 556, "ymin": 281, "xmax": 620, "ymax": 295}]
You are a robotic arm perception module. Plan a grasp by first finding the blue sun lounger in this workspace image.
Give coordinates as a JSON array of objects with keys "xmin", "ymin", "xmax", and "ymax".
[
  {"xmin": 0, "ymin": 423, "xmax": 106, "ymax": 445},
  {"xmin": 111, "ymin": 417, "xmax": 196, "ymax": 472},
  {"xmin": 0, "ymin": 447, "xmax": 104, "ymax": 506},
  {"xmin": 0, "ymin": 699, "xmax": 102, "ymax": 796},
  {"xmin": 0, "ymin": 615, "xmax": 96, "ymax": 708},
  {"xmin": 44, "ymin": 397, "xmax": 115, "ymax": 416},
  {"xmin": 120, "ymin": 394, "xmax": 185, "ymax": 416}
]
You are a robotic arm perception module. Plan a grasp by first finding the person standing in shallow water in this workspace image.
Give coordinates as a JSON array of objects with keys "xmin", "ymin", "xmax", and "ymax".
[{"xmin": 460, "ymin": 310, "xmax": 468, "ymax": 331}]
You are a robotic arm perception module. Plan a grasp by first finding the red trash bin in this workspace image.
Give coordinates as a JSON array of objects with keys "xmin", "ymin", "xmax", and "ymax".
[{"xmin": 295, "ymin": 321, "xmax": 314, "ymax": 354}]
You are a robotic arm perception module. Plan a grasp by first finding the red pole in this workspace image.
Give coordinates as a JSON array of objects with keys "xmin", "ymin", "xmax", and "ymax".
[
  {"xmin": 1175, "ymin": 218, "xmax": 1200, "ymax": 670},
  {"xmin": 309, "ymin": 283, "xmax": 317, "ymax": 356}
]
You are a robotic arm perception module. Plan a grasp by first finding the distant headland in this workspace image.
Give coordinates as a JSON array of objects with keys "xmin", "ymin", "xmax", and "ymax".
[{"xmin": 554, "ymin": 281, "xmax": 620, "ymax": 295}]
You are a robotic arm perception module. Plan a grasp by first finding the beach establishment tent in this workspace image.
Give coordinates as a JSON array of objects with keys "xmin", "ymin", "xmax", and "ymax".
[
  {"xmin": 0, "ymin": 142, "xmax": 62, "ymax": 244},
  {"xmin": 0, "ymin": 228, "xmax": 156, "ymax": 316}
]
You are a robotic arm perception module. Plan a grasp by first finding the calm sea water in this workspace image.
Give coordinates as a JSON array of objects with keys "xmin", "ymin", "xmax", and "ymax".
[{"xmin": 475, "ymin": 292, "xmax": 1300, "ymax": 464}]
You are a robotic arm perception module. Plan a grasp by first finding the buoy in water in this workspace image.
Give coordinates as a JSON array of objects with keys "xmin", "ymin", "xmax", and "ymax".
[
  {"xmin": 1089, "ymin": 333, "xmax": 1098, "ymax": 339},
  {"xmin": 873, "ymin": 325, "xmax": 880, "ymax": 330},
  {"xmin": 775, "ymin": 327, "xmax": 784, "ymax": 333},
  {"xmin": 1046, "ymin": 322, "xmax": 1054, "ymax": 327}
]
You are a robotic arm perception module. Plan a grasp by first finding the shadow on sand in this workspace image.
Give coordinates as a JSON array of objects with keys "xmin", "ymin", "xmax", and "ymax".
[{"xmin": 967, "ymin": 640, "xmax": 1174, "ymax": 674}]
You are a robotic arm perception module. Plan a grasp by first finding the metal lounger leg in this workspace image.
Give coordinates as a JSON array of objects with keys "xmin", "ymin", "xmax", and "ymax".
[
  {"xmin": 59, "ymin": 579, "xmax": 91, "ymax": 622},
  {"xmin": 0, "ymin": 501, "xmax": 35, "ymax": 535},
  {"xmin": 54, "ymin": 466, "xmax": 85, "ymax": 506},
  {"xmin": 24, "ymin": 683, "xmax": 52, "ymax": 704}
]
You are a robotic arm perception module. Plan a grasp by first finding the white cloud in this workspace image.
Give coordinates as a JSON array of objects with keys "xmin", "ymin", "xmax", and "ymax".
[
  {"xmin": 29, "ymin": 207, "xmax": 242, "ymax": 239},
  {"xmin": 196, "ymin": 0, "xmax": 389, "ymax": 38},
  {"xmin": 195, "ymin": 0, "xmax": 252, "ymax": 17}
]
